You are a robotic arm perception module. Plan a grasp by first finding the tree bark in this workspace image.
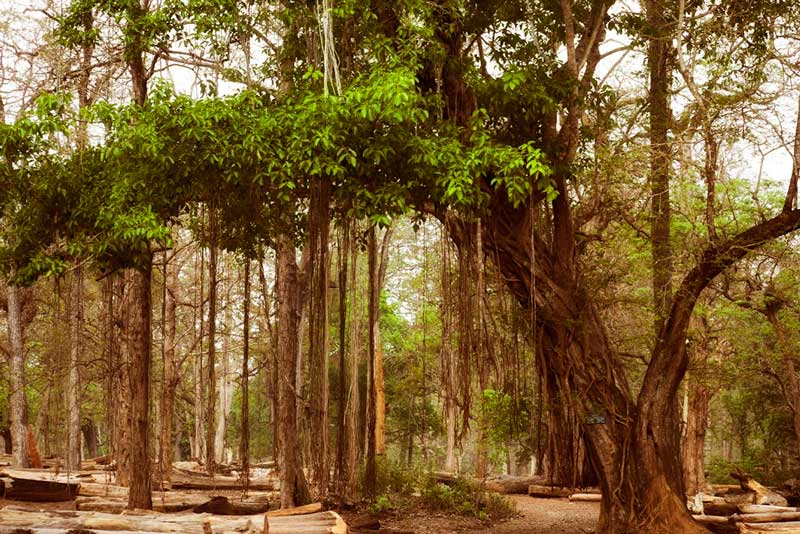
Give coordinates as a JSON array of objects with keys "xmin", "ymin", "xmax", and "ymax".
[
  {"xmin": 125, "ymin": 260, "xmax": 153, "ymax": 510},
  {"xmin": 308, "ymin": 179, "xmax": 331, "ymax": 497},
  {"xmin": 206, "ymin": 214, "xmax": 218, "ymax": 475},
  {"xmin": 240, "ymin": 259, "xmax": 251, "ymax": 492},
  {"xmin": 66, "ymin": 266, "xmax": 84, "ymax": 472},
  {"xmin": 7, "ymin": 284, "xmax": 31, "ymax": 468},
  {"xmin": 364, "ymin": 227, "xmax": 379, "ymax": 497},
  {"xmin": 683, "ymin": 379, "xmax": 711, "ymax": 496},
  {"xmin": 159, "ymin": 253, "xmax": 179, "ymax": 488},
  {"xmin": 276, "ymin": 234, "xmax": 310, "ymax": 508}
]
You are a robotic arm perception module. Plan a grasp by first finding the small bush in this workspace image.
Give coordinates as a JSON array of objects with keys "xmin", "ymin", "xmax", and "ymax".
[
  {"xmin": 367, "ymin": 494, "xmax": 394, "ymax": 514},
  {"xmin": 419, "ymin": 474, "xmax": 517, "ymax": 521}
]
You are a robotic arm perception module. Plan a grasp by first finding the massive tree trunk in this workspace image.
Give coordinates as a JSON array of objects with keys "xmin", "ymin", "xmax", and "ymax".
[
  {"xmin": 66, "ymin": 266, "xmax": 84, "ymax": 472},
  {"xmin": 7, "ymin": 284, "xmax": 31, "ymax": 468},
  {"xmin": 125, "ymin": 260, "xmax": 153, "ymax": 510},
  {"xmin": 276, "ymin": 234, "xmax": 310, "ymax": 508},
  {"xmin": 308, "ymin": 179, "xmax": 331, "ymax": 497}
]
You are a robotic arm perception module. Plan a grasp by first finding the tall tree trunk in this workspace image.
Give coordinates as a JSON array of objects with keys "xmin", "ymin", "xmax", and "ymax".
[
  {"xmin": 215, "ymin": 279, "xmax": 233, "ymax": 465},
  {"xmin": 126, "ymin": 259, "xmax": 153, "ymax": 510},
  {"xmin": 240, "ymin": 259, "xmax": 251, "ymax": 492},
  {"xmin": 646, "ymin": 0, "xmax": 674, "ymax": 336},
  {"xmin": 364, "ymin": 227, "xmax": 379, "ymax": 497},
  {"xmin": 159, "ymin": 253, "xmax": 179, "ymax": 488},
  {"xmin": 65, "ymin": 267, "xmax": 84, "ymax": 471},
  {"xmin": 683, "ymin": 378, "xmax": 711, "ymax": 496},
  {"xmin": 374, "ymin": 227, "xmax": 391, "ymax": 457},
  {"xmin": 344, "ymin": 223, "xmax": 361, "ymax": 495},
  {"xmin": 110, "ymin": 274, "xmax": 131, "ymax": 486},
  {"xmin": 7, "ymin": 284, "xmax": 31, "ymax": 468},
  {"xmin": 193, "ymin": 243, "xmax": 205, "ymax": 461},
  {"xmin": 440, "ymin": 229, "xmax": 457, "ymax": 473},
  {"xmin": 308, "ymin": 179, "xmax": 331, "ymax": 497},
  {"xmin": 334, "ymin": 220, "xmax": 349, "ymax": 492},
  {"xmin": 206, "ymin": 215, "xmax": 218, "ymax": 475},
  {"xmin": 276, "ymin": 234, "xmax": 310, "ymax": 508}
]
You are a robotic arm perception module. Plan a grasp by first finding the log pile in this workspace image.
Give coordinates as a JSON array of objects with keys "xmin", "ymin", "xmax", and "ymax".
[{"xmin": 0, "ymin": 506, "xmax": 348, "ymax": 534}]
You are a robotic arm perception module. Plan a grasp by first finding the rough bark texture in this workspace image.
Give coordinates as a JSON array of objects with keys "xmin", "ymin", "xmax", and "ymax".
[
  {"xmin": 110, "ymin": 274, "xmax": 131, "ymax": 486},
  {"xmin": 66, "ymin": 265, "xmax": 84, "ymax": 472},
  {"xmin": 683, "ymin": 380, "xmax": 711, "ymax": 496},
  {"xmin": 276, "ymin": 234, "xmax": 310, "ymax": 508},
  {"xmin": 308, "ymin": 179, "xmax": 331, "ymax": 497},
  {"xmin": 159, "ymin": 254, "xmax": 179, "ymax": 488},
  {"xmin": 240, "ymin": 260, "xmax": 251, "ymax": 492},
  {"xmin": 364, "ymin": 227, "xmax": 379, "ymax": 497},
  {"xmin": 7, "ymin": 284, "xmax": 31, "ymax": 468},
  {"xmin": 125, "ymin": 261, "xmax": 153, "ymax": 510},
  {"xmin": 205, "ymin": 223, "xmax": 218, "ymax": 475}
]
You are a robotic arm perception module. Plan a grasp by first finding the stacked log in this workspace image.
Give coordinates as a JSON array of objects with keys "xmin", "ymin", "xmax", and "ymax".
[{"xmin": 0, "ymin": 507, "xmax": 348, "ymax": 534}]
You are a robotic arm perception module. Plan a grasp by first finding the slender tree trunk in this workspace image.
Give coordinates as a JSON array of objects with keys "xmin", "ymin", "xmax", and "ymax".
[
  {"xmin": 193, "ymin": 244, "xmax": 206, "ymax": 461},
  {"xmin": 215, "ymin": 279, "xmax": 233, "ymax": 465},
  {"xmin": 276, "ymin": 234, "xmax": 310, "ymax": 508},
  {"xmin": 110, "ymin": 274, "xmax": 131, "ymax": 485},
  {"xmin": 440, "ymin": 230, "xmax": 458, "ymax": 473},
  {"xmin": 240, "ymin": 260, "xmax": 251, "ymax": 492},
  {"xmin": 7, "ymin": 284, "xmax": 31, "ymax": 468},
  {"xmin": 364, "ymin": 227, "xmax": 379, "ymax": 497},
  {"xmin": 334, "ymin": 220, "xmax": 349, "ymax": 492},
  {"xmin": 344, "ymin": 223, "xmax": 361, "ymax": 494},
  {"xmin": 159, "ymin": 254, "xmax": 178, "ymax": 488},
  {"xmin": 374, "ymin": 227, "xmax": 391, "ymax": 457},
  {"xmin": 66, "ymin": 266, "xmax": 84, "ymax": 471},
  {"xmin": 206, "ymin": 215, "xmax": 218, "ymax": 475}
]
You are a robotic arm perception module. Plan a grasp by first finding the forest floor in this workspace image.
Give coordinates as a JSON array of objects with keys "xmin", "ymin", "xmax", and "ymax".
[{"xmin": 343, "ymin": 495, "xmax": 600, "ymax": 534}]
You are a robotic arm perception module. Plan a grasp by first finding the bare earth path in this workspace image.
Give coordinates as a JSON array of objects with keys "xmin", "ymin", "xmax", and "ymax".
[
  {"xmin": 480, "ymin": 495, "xmax": 599, "ymax": 534},
  {"xmin": 370, "ymin": 495, "xmax": 600, "ymax": 534}
]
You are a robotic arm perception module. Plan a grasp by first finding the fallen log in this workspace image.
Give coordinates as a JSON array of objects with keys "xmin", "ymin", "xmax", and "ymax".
[
  {"xmin": 266, "ymin": 502, "xmax": 324, "ymax": 517},
  {"xmin": 0, "ymin": 472, "xmax": 80, "ymax": 502},
  {"xmin": 694, "ymin": 515, "xmax": 733, "ymax": 525},
  {"xmin": 484, "ymin": 476, "xmax": 547, "ymax": 494},
  {"xmin": 169, "ymin": 469, "xmax": 276, "ymax": 491},
  {"xmin": 738, "ymin": 522, "xmax": 800, "ymax": 533},
  {"xmin": 732, "ymin": 512, "xmax": 800, "ymax": 523},
  {"xmin": 527, "ymin": 485, "xmax": 576, "ymax": 498},
  {"xmin": 569, "ymin": 493, "xmax": 601, "ymax": 502},
  {"xmin": 741, "ymin": 506, "xmax": 800, "ymax": 514},
  {"xmin": 0, "ymin": 507, "xmax": 348, "ymax": 534},
  {"xmin": 193, "ymin": 495, "xmax": 270, "ymax": 515},
  {"xmin": 732, "ymin": 470, "xmax": 789, "ymax": 507},
  {"xmin": 76, "ymin": 491, "xmax": 272, "ymax": 514}
]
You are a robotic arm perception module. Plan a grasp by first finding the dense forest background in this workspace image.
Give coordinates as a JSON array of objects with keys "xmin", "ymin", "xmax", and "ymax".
[{"xmin": 2, "ymin": 0, "xmax": 800, "ymax": 532}]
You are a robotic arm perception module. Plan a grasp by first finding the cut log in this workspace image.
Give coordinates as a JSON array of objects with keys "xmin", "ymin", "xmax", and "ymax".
[
  {"xmin": 192, "ymin": 496, "xmax": 270, "ymax": 515},
  {"xmin": 569, "ymin": 493, "xmax": 602, "ymax": 502},
  {"xmin": 732, "ymin": 470, "xmax": 789, "ymax": 507},
  {"xmin": 0, "ymin": 507, "xmax": 348, "ymax": 534},
  {"xmin": 732, "ymin": 512, "xmax": 800, "ymax": 523},
  {"xmin": 527, "ymin": 485, "xmax": 574, "ymax": 498},
  {"xmin": 484, "ymin": 476, "xmax": 547, "ymax": 494},
  {"xmin": 77, "ymin": 492, "xmax": 272, "ymax": 514},
  {"xmin": 266, "ymin": 502, "xmax": 324, "ymax": 517},
  {"xmin": 169, "ymin": 469, "xmax": 276, "ymax": 491},
  {"xmin": 694, "ymin": 515, "xmax": 734, "ymax": 525},
  {"xmin": 741, "ymin": 506, "xmax": 800, "ymax": 514},
  {"xmin": 738, "ymin": 522, "xmax": 800, "ymax": 533},
  {"xmin": 0, "ymin": 473, "xmax": 80, "ymax": 502}
]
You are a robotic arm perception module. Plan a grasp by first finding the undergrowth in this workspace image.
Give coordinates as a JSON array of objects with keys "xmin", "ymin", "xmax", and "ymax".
[{"xmin": 362, "ymin": 459, "xmax": 518, "ymax": 522}]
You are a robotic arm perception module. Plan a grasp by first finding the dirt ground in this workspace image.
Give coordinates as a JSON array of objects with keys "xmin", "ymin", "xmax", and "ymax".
[
  {"xmin": 1, "ymin": 494, "xmax": 600, "ymax": 533},
  {"xmin": 345, "ymin": 495, "xmax": 600, "ymax": 534}
]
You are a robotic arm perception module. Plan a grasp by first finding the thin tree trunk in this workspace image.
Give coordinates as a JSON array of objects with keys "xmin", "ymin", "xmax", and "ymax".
[
  {"xmin": 374, "ymin": 227, "xmax": 391, "ymax": 457},
  {"xmin": 441, "ymin": 229, "xmax": 457, "ymax": 473},
  {"xmin": 7, "ymin": 284, "xmax": 31, "ymax": 468},
  {"xmin": 364, "ymin": 227, "xmax": 379, "ymax": 497},
  {"xmin": 66, "ymin": 266, "xmax": 84, "ymax": 472},
  {"xmin": 215, "ymin": 277, "xmax": 233, "ymax": 465},
  {"xmin": 240, "ymin": 260, "xmax": 251, "ymax": 493},
  {"xmin": 206, "ymin": 213, "xmax": 218, "ymax": 475},
  {"xmin": 344, "ymin": 223, "xmax": 361, "ymax": 495},
  {"xmin": 126, "ymin": 260, "xmax": 153, "ymax": 510},
  {"xmin": 334, "ymin": 220, "xmax": 349, "ymax": 492},
  {"xmin": 110, "ymin": 274, "xmax": 131, "ymax": 486},
  {"xmin": 194, "ymin": 244, "xmax": 206, "ymax": 461},
  {"xmin": 159, "ymin": 253, "xmax": 178, "ymax": 488}
]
